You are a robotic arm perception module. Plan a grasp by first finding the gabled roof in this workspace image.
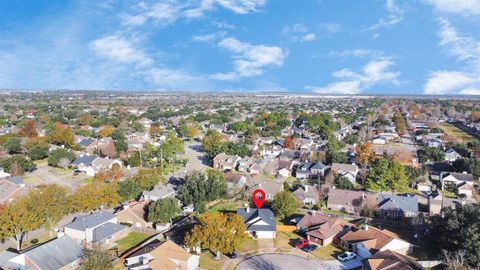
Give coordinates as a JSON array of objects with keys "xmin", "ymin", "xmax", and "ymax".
[
  {"xmin": 248, "ymin": 180, "xmax": 283, "ymax": 196},
  {"xmin": 93, "ymin": 222, "xmax": 126, "ymax": 243},
  {"xmin": 441, "ymin": 172, "xmax": 474, "ymax": 182},
  {"xmin": 327, "ymin": 189, "xmax": 364, "ymax": 207},
  {"xmin": 341, "ymin": 226, "xmax": 400, "ymax": 254},
  {"xmin": 292, "ymin": 185, "xmax": 319, "ymax": 201},
  {"xmin": 72, "ymin": 155, "xmax": 98, "ymax": 166},
  {"xmin": 65, "ymin": 211, "xmax": 115, "ymax": 231},
  {"xmin": 148, "ymin": 240, "xmax": 197, "ymax": 270},
  {"xmin": 377, "ymin": 194, "xmax": 418, "ymax": 214},
  {"xmin": 298, "ymin": 213, "xmax": 348, "ymax": 240},
  {"xmin": 5, "ymin": 176, "xmax": 23, "ymax": 186},
  {"xmin": 331, "ymin": 163, "xmax": 358, "ymax": 173},
  {"xmin": 237, "ymin": 208, "xmax": 276, "ymax": 232},
  {"xmin": 24, "ymin": 235, "xmax": 83, "ymax": 270},
  {"xmin": 364, "ymin": 249, "xmax": 423, "ymax": 270},
  {"xmin": 79, "ymin": 138, "xmax": 95, "ymax": 147}
]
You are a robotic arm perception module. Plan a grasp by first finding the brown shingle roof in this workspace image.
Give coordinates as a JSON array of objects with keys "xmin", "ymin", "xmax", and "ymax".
[
  {"xmin": 364, "ymin": 249, "xmax": 423, "ymax": 270},
  {"xmin": 341, "ymin": 226, "xmax": 399, "ymax": 254},
  {"xmin": 148, "ymin": 240, "xmax": 195, "ymax": 270},
  {"xmin": 298, "ymin": 213, "xmax": 349, "ymax": 240}
]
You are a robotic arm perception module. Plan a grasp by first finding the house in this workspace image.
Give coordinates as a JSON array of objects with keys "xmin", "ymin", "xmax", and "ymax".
[
  {"xmin": 363, "ymin": 249, "xmax": 424, "ymax": 270},
  {"xmin": 444, "ymin": 148, "xmax": 462, "ymax": 162},
  {"xmin": 237, "ymin": 207, "xmax": 276, "ymax": 239},
  {"xmin": 372, "ymin": 136, "xmax": 388, "ymax": 145},
  {"xmin": 297, "ymin": 213, "xmax": 350, "ymax": 246},
  {"xmin": 223, "ymin": 174, "xmax": 247, "ymax": 194},
  {"xmin": 375, "ymin": 194, "xmax": 418, "ymax": 219},
  {"xmin": 327, "ymin": 189, "xmax": 364, "ymax": 213},
  {"xmin": 237, "ymin": 157, "xmax": 260, "ymax": 175},
  {"xmin": 212, "ymin": 153, "xmax": 240, "ymax": 172},
  {"xmin": 0, "ymin": 176, "xmax": 28, "ymax": 204},
  {"xmin": 427, "ymin": 190, "xmax": 443, "ymax": 215},
  {"xmin": 78, "ymin": 138, "xmax": 95, "ymax": 149},
  {"xmin": 247, "ymin": 180, "xmax": 283, "ymax": 200},
  {"xmin": 142, "ymin": 184, "xmax": 177, "ymax": 201},
  {"xmin": 457, "ymin": 182, "xmax": 474, "ymax": 198},
  {"xmin": 340, "ymin": 225, "xmax": 414, "ymax": 259},
  {"xmin": 125, "ymin": 240, "xmax": 199, "ymax": 270},
  {"xmin": 262, "ymin": 145, "xmax": 283, "ymax": 158},
  {"xmin": 331, "ymin": 163, "xmax": 359, "ymax": 184},
  {"xmin": 292, "ymin": 185, "xmax": 319, "ymax": 205},
  {"xmin": 116, "ymin": 201, "xmax": 152, "ymax": 228},
  {"xmin": 427, "ymin": 139, "xmax": 443, "ymax": 149},
  {"xmin": 277, "ymin": 159, "xmax": 294, "ymax": 178},
  {"xmin": 0, "ymin": 235, "xmax": 84, "ymax": 270},
  {"xmin": 440, "ymin": 172, "xmax": 474, "ymax": 191},
  {"xmin": 63, "ymin": 211, "xmax": 128, "ymax": 245},
  {"xmin": 72, "ymin": 154, "xmax": 123, "ymax": 177},
  {"xmin": 295, "ymin": 162, "xmax": 327, "ymax": 180}
]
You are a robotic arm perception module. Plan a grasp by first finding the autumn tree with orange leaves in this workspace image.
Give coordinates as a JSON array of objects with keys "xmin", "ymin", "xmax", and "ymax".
[
  {"xmin": 356, "ymin": 142, "xmax": 375, "ymax": 168},
  {"xmin": 19, "ymin": 120, "xmax": 38, "ymax": 138}
]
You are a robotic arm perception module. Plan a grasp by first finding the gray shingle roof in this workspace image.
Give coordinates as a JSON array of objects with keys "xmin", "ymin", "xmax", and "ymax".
[
  {"xmin": 24, "ymin": 235, "xmax": 83, "ymax": 270},
  {"xmin": 79, "ymin": 139, "xmax": 95, "ymax": 147},
  {"xmin": 237, "ymin": 208, "xmax": 276, "ymax": 232},
  {"xmin": 377, "ymin": 194, "xmax": 418, "ymax": 214},
  {"xmin": 65, "ymin": 211, "xmax": 115, "ymax": 231},
  {"xmin": 6, "ymin": 176, "xmax": 23, "ymax": 186},
  {"xmin": 72, "ymin": 155, "xmax": 98, "ymax": 166},
  {"xmin": 93, "ymin": 222, "xmax": 126, "ymax": 243}
]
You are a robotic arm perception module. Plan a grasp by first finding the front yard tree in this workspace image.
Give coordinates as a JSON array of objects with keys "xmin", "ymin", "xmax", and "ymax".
[
  {"xmin": 28, "ymin": 145, "xmax": 49, "ymax": 160},
  {"xmin": 31, "ymin": 184, "xmax": 69, "ymax": 235},
  {"xmin": 147, "ymin": 197, "xmax": 181, "ymax": 223},
  {"xmin": 71, "ymin": 182, "xmax": 120, "ymax": 212},
  {"xmin": 83, "ymin": 246, "xmax": 113, "ymax": 270},
  {"xmin": 202, "ymin": 130, "xmax": 223, "ymax": 159},
  {"xmin": 99, "ymin": 125, "xmax": 114, "ymax": 138},
  {"xmin": 0, "ymin": 155, "xmax": 36, "ymax": 175},
  {"xmin": 48, "ymin": 122, "xmax": 75, "ymax": 148},
  {"xmin": 149, "ymin": 124, "xmax": 162, "ymax": 138},
  {"xmin": 118, "ymin": 179, "xmax": 142, "ymax": 202},
  {"xmin": 19, "ymin": 120, "xmax": 38, "ymax": 138},
  {"xmin": 271, "ymin": 190, "xmax": 299, "ymax": 219},
  {"xmin": 4, "ymin": 137, "xmax": 22, "ymax": 154},
  {"xmin": 47, "ymin": 148, "xmax": 75, "ymax": 167},
  {"xmin": 185, "ymin": 212, "xmax": 247, "ymax": 258},
  {"xmin": 355, "ymin": 142, "xmax": 375, "ymax": 167}
]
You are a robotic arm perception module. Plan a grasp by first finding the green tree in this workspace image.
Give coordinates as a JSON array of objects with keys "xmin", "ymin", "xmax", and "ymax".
[
  {"xmin": 431, "ymin": 204, "xmax": 480, "ymax": 268},
  {"xmin": 118, "ymin": 179, "xmax": 142, "ymax": 202},
  {"xmin": 271, "ymin": 191, "xmax": 299, "ymax": 219},
  {"xmin": 334, "ymin": 176, "xmax": 354, "ymax": 190},
  {"xmin": 82, "ymin": 247, "xmax": 113, "ymax": 270},
  {"xmin": 389, "ymin": 160, "xmax": 409, "ymax": 192},
  {"xmin": 222, "ymin": 142, "xmax": 251, "ymax": 158},
  {"xmin": 202, "ymin": 130, "xmax": 223, "ymax": 159},
  {"xmin": 28, "ymin": 145, "xmax": 49, "ymax": 160},
  {"xmin": 0, "ymin": 155, "xmax": 36, "ymax": 175},
  {"xmin": 4, "ymin": 137, "xmax": 22, "ymax": 154},
  {"xmin": 185, "ymin": 212, "xmax": 247, "ymax": 257},
  {"xmin": 417, "ymin": 147, "xmax": 446, "ymax": 163},
  {"xmin": 177, "ymin": 169, "xmax": 227, "ymax": 211},
  {"xmin": 127, "ymin": 151, "xmax": 142, "ymax": 167},
  {"xmin": 366, "ymin": 158, "xmax": 392, "ymax": 192},
  {"xmin": 147, "ymin": 197, "xmax": 181, "ymax": 223},
  {"xmin": 47, "ymin": 148, "xmax": 75, "ymax": 167}
]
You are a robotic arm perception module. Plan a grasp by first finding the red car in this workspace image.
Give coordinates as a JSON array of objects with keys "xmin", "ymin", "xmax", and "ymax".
[{"xmin": 295, "ymin": 238, "xmax": 309, "ymax": 249}]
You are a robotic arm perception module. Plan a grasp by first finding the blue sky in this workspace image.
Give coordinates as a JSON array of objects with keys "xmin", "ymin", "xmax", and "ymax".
[{"xmin": 0, "ymin": 0, "xmax": 479, "ymax": 94}]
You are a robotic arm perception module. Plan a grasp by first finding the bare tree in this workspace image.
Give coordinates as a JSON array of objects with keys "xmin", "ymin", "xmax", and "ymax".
[{"xmin": 441, "ymin": 250, "xmax": 469, "ymax": 270}]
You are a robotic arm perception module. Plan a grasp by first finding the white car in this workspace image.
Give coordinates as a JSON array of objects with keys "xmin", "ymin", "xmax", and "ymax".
[{"xmin": 337, "ymin": 252, "xmax": 356, "ymax": 262}]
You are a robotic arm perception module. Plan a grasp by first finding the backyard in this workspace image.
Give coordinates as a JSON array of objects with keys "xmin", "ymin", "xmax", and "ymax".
[
  {"xmin": 114, "ymin": 231, "xmax": 151, "ymax": 255},
  {"xmin": 440, "ymin": 123, "xmax": 478, "ymax": 143}
]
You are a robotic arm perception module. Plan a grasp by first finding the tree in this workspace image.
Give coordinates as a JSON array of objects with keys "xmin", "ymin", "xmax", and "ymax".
[
  {"xmin": 417, "ymin": 147, "xmax": 445, "ymax": 163},
  {"xmin": 334, "ymin": 176, "xmax": 354, "ymax": 190},
  {"xmin": 47, "ymin": 148, "xmax": 75, "ymax": 167},
  {"xmin": 271, "ymin": 191, "xmax": 299, "ymax": 219},
  {"xmin": 19, "ymin": 120, "xmax": 38, "ymax": 138},
  {"xmin": 48, "ymin": 122, "xmax": 75, "ymax": 148},
  {"xmin": 284, "ymin": 136, "xmax": 294, "ymax": 149},
  {"xmin": 30, "ymin": 184, "xmax": 69, "ymax": 235},
  {"xmin": 118, "ymin": 179, "xmax": 142, "ymax": 202},
  {"xmin": 70, "ymin": 182, "xmax": 120, "ymax": 212},
  {"xmin": 185, "ymin": 212, "xmax": 247, "ymax": 257},
  {"xmin": 177, "ymin": 169, "xmax": 227, "ymax": 211},
  {"xmin": 147, "ymin": 197, "xmax": 181, "ymax": 223},
  {"xmin": 78, "ymin": 113, "xmax": 93, "ymax": 126},
  {"xmin": 389, "ymin": 160, "xmax": 409, "ymax": 192},
  {"xmin": 431, "ymin": 205, "xmax": 480, "ymax": 268},
  {"xmin": 186, "ymin": 124, "xmax": 199, "ymax": 138},
  {"xmin": 28, "ymin": 145, "xmax": 49, "ymax": 160},
  {"xmin": 149, "ymin": 124, "xmax": 162, "ymax": 138},
  {"xmin": 128, "ymin": 168, "xmax": 164, "ymax": 191},
  {"xmin": 99, "ymin": 125, "xmax": 114, "ymax": 138},
  {"xmin": 127, "ymin": 151, "xmax": 142, "ymax": 167},
  {"xmin": 94, "ymin": 164, "xmax": 124, "ymax": 183},
  {"xmin": 202, "ymin": 130, "xmax": 223, "ymax": 159},
  {"xmin": 366, "ymin": 158, "xmax": 392, "ymax": 192},
  {"xmin": 4, "ymin": 137, "xmax": 22, "ymax": 154},
  {"xmin": 82, "ymin": 246, "xmax": 113, "ymax": 270},
  {"xmin": 355, "ymin": 142, "xmax": 375, "ymax": 168},
  {"xmin": 0, "ymin": 155, "xmax": 36, "ymax": 175},
  {"xmin": 222, "ymin": 142, "xmax": 251, "ymax": 157}
]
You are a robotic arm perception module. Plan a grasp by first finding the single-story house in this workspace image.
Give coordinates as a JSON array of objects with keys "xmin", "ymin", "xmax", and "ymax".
[
  {"xmin": 0, "ymin": 176, "xmax": 28, "ymax": 204},
  {"xmin": 142, "ymin": 184, "xmax": 177, "ymax": 202},
  {"xmin": 64, "ymin": 211, "xmax": 128, "ymax": 245},
  {"xmin": 440, "ymin": 172, "xmax": 475, "ymax": 191},
  {"xmin": 331, "ymin": 163, "xmax": 359, "ymax": 184},
  {"xmin": 444, "ymin": 148, "xmax": 462, "ymax": 162},
  {"xmin": 72, "ymin": 154, "xmax": 123, "ymax": 177},
  {"xmin": 327, "ymin": 189, "xmax": 364, "ymax": 213},
  {"xmin": 116, "ymin": 201, "xmax": 152, "ymax": 228},
  {"xmin": 297, "ymin": 213, "xmax": 350, "ymax": 246},
  {"xmin": 237, "ymin": 207, "xmax": 276, "ymax": 239},
  {"xmin": 292, "ymin": 185, "xmax": 319, "ymax": 205},
  {"xmin": 212, "ymin": 153, "xmax": 240, "ymax": 172},
  {"xmin": 247, "ymin": 180, "xmax": 283, "ymax": 200},
  {"xmin": 376, "ymin": 194, "xmax": 419, "ymax": 219},
  {"xmin": 363, "ymin": 249, "xmax": 424, "ymax": 270}
]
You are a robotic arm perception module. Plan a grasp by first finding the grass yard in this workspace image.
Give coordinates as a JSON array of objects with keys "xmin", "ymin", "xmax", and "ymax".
[
  {"xmin": 440, "ymin": 123, "xmax": 477, "ymax": 143},
  {"xmin": 50, "ymin": 167, "xmax": 71, "ymax": 175},
  {"xmin": 274, "ymin": 231, "xmax": 298, "ymax": 249},
  {"xmin": 22, "ymin": 174, "xmax": 42, "ymax": 186},
  {"xmin": 238, "ymin": 238, "xmax": 259, "ymax": 253},
  {"xmin": 207, "ymin": 201, "xmax": 244, "ymax": 213},
  {"xmin": 199, "ymin": 252, "xmax": 225, "ymax": 270},
  {"xmin": 309, "ymin": 244, "xmax": 343, "ymax": 261},
  {"xmin": 81, "ymin": 177, "xmax": 94, "ymax": 185},
  {"xmin": 114, "ymin": 232, "xmax": 151, "ymax": 255}
]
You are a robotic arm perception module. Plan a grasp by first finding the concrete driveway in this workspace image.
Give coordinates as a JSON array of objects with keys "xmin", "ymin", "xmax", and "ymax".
[{"xmin": 235, "ymin": 254, "xmax": 337, "ymax": 270}]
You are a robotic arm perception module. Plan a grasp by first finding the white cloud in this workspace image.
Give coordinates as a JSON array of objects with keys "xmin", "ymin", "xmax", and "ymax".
[
  {"xmin": 423, "ymin": 18, "xmax": 480, "ymax": 94},
  {"xmin": 368, "ymin": 0, "xmax": 405, "ymax": 30},
  {"xmin": 426, "ymin": 0, "xmax": 480, "ymax": 15},
  {"xmin": 319, "ymin": 23, "xmax": 342, "ymax": 33},
  {"xmin": 330, "ymin": 49, "xmax": 383, "ymax": 58},
  {"xmin": 282, "ymin": 23, "xmax": 316, "ymax": 42},
  {"xmin": 307, "ymin": 59, "xmax": 400, "ymax": 94},
  {"xmin": 192, "ymin": 31, "xmax": 227, "ymax": 42},
  {"xmin": 212, "ymin": 37, "xmax": 286, "ymax": 80},
  {"xmin": 89, "ymin": 35, "xmax": 152, "ymax": 65},
  {"xmin": 123, "ymin": 0, "xmax": 266, "ymax": 26}
]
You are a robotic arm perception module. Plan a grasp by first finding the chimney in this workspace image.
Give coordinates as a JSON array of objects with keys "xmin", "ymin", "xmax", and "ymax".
[
  {"xmin": 305, "ymin": 185, "xmax": 309, "ymax": 192},
  {"xmin": 246, "ymin": 206, "xmax": 250, "ymax": 213},
  {"xmin": 463, "ymin": 171, "xmax": 467, "ymax": 174},
  {"xmin": 364, "ymin": 224, "xmax": 369, "ymax": 231}
]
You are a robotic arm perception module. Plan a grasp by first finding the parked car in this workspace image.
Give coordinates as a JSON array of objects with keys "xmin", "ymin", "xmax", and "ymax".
[
  {"xmin": 337, "ymin": 252, "xmax": 357, "ymax": 262},
  {"xmin": 225, "ymin": 252, "xmax": 237, "ymax": 259},
  {"xmin": 301, "ymin": 244, "xmax": 318, "ymax": 253},
  {"xmin": 294, "ymin": 238, "xmax": 309, "ymax": 249},
  {"xmin": 73, "ymin": 169, "xmax": 81, "ymax": 175}
]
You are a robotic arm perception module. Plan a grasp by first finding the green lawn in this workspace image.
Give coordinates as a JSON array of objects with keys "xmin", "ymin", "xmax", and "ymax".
[
  {"xmin": 274, "ymin": 231, "xmax": 298, "ymax": 249},
  {"xmin": 207, "ymin": 201, "xmax": 245, "ymax": 213},
  {"xmin": 23, "ymin": 174, "xmax": 42, "ymax": 186},
  {"xmin": 114, "ymin": 232, "xmax": 151, "ymax": 254},
  {"xmin": 440, "ymin": 123, "xmax": 478, "ymax": 143},
  {"xmin": 199, "ymin": 252, "xmax": 225, "ymax": 270},
  {"xmin": 238, "ymin": 238, "xmax": 259, "ymax": 253},
  {"xmin": 50, "ymin": 167, "xmax": 71, "ymax": 175},
  {"xmin": 81, "ymin": 177, "xmax": 95, "ymax": 185},
  {"xmin": 309, "ymin": 244, "xmax": 343, "ymax": 261}
]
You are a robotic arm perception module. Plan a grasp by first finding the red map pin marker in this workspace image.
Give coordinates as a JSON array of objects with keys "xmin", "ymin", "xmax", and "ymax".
[{"xmin": 252, "ymin": 189, "xmax": 266, "ymax": 209}]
